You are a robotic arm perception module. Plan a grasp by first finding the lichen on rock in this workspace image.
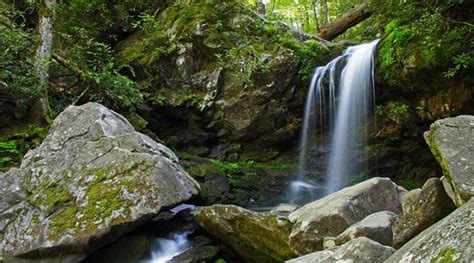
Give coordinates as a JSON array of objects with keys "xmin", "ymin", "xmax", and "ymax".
[{"xmin": 0, "ymin": 103, "xmax": 200, "ymax": 260}]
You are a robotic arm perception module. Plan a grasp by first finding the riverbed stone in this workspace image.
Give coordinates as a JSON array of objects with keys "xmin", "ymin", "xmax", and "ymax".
[
  {"xmin": 335, "ymin": 211, "xmax": 398, "ymax": 247},
  {"xmin": 392, "ymin": 177, "xmax": 456, "ymax": 248},
  {"xmin": 288, "ymin": 177, "xmax": 401, "ymax": 254},
  {"xmin": 193, "ymin": 204, "xmax": 296, "ymax": 262},
  {"xmin": 386, "ymin": 198, "xmax": 474, "ymax": 263},
  {"xmin": 0, "ymin": 103, "xmax": 200, "ymax": 259},
  {"xmin": 424, "ymin": 115, "xmax": 474, "ymax": 207},
  {"xmin": 286, "ymin": 237, "xmax": 395, "ymax": 263}
]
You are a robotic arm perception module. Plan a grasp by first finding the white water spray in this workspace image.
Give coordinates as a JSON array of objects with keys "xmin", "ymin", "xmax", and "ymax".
[
  {"xmin": 149, "ymin": 232, "xmax": 191, "ymax": 263},
  {"xmin": 288, "ymin": 39, "xmax": 379, "ymax": 204}
]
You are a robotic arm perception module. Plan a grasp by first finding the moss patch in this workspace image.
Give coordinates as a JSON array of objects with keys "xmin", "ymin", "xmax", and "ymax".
[{"xmin": 431, "ymin": 247, "xmax": 461, "ymax": 263}]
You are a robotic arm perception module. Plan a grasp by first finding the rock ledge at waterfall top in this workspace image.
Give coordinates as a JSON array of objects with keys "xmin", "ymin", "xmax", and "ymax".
[{"xmin": 0, "ymin": 102, "xmax": 200, "ymax": 260}]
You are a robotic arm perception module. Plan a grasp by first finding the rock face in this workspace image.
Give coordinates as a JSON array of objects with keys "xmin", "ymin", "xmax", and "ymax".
[
  {"xmin": 0, "ymin": 103, "xmax": 200, "ymax": 259},
  {"xmin": 116, "ymin": 0, "xmax": 337, "ymax": 161},
  {"xmin": 386, "ymin": 198, "xmax": 474, "ymax": 263},
  {"xmin": 193, "ymin": 204, "xmax": 296, "ymax": 262},
  {"xmin": 424, "ymin": 115, "xmax": 474, "ymax": 206},
  {"xmin": 392, "ymin": 178, "xmax": 456, "ymax": 248},
  {"xmin": 0, "ymin": 169, "xmax": 27, "ymax": 231},
  {"xmin": 286, "ymin": 237, "xmax": 395, "ymax": 263},
  {"xmin": 288, "ymin": 177, "xmax": 401, "ymax": 254},
  {"xmin": 334, "ymin": 211, "xmax": 398, "ymax": 247}
]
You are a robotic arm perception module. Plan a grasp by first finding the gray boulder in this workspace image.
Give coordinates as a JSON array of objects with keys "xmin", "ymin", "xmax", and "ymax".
[
  {"xmin": 0, "ymin": 169, "xmax": 26, "ymax": 232},
  {"xmin": 386, "ymin": 198, "xmax": 474, "ymax": 262},
  {"xmin": 193, "ymin": 204, "xmax": 296, "ymax": 262},
  {"xmin": 392, "ymin": 178, "xmax": 456, "ymax": 248},
  {"xmin": 286, "ymin": 237, "xmax": 395, "ymax": 263},
  {"xmin": 424, "ymin": 115, "xmax": 474, "ymax": 206},
  {"xmin": 270, "ymin": 203, "xmax": 299, "ymax": 216},
  {"xmin": 288, "ymin": 177, "xmax": 401, "ymax": 254},
  {"xmin": 335, "ymin": 211, "xmax": 398, "ymax": 247},
  {"xmin": 0, "ymin": 103, "xmax": 200, "ymax": 259}
]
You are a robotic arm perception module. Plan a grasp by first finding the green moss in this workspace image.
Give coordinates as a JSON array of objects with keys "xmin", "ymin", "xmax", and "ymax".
[
  {"xmin": 50, "ymin": 206, "xmax": 79, "ymax": 233},
  {"xmin": 431, "ymin": 247, "xmax": 461, "ymax": 263},
  {"xmin": 0, "ymin": 124, "xmax": 48, "ymax": 171},
  {"xmin": 187, "ymin": 163, "xmax": 218, "ymax": 178},
  {"xmin": 377, "ymin": 1, "xmax": 472, "ymax": 87},
  {"xmin": 118, "ymin": 16, "xmax": 170, "ymax": 66},
  {"xmin": 395, "ymin": 179, "xmax": 425, "ymax": 191}
]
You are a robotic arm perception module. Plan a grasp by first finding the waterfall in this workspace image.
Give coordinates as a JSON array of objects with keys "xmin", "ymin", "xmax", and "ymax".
[
  {"xmin": 149, "ymin": 232, "xmax": 191, "ymax": 263},
  {"xmin": 288, "ymin": 39, "xmax": 379, "ymax": 204}
]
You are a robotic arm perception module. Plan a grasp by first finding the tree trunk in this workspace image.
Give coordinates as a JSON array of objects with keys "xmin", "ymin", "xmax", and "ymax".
[
  {"xmin": 316, "ymin": 3, "xmax": 371, "ymax": 41},
  {"xmin": 314, "ymin": 1, "xmax": 320, "ymax": 30},
  {"xmin": 31, "ymin": 0, "xmax": 56, "ymax": 124},
  {"xmin": 256, "ymin": 0, "xmax": 266, "ymax": 15},
  {"xmin": 320, "ymin": 0, "xmax": 329, "ymax": 25}
]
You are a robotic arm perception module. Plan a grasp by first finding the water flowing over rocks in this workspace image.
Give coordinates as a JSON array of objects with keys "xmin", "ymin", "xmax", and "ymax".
[
  {"xmin": 392, "ymin": 177, "xmax": 456, "ymax": 248},
  {"xmin": 193, "ymin": 204, "xmax": 296, "ymax": 262},
  {"xmin": 0, "ymin": 103, "xmax": 200, "ymax": 260},
  {"xmin": 386, "ymin": 198, "xmax": 474, "ymax": 263},
  {"xmin": 334, "ymin": 211, "xmax": 398, "ymax": 247},
  {"xmin": 286, "ymin": 237, "xmax": 395, "ymax": 263},
  {"xmin": 424, "ymin": 115, "xmax": 474, "ymax": 207},
  {"xmin": 288, "ymin": 177, "xmax": 401, "ymax": 254}
]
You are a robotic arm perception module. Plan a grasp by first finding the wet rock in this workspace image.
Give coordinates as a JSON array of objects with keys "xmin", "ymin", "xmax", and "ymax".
[
  {"xmin": 424, "ymin": 115, "xmax": 474, "ymax": 206},
  {"xmin": 288, "ymin": 177, "xmax": 401, "ymax": 255},
  {"xmin": 386, "ymin": 198, "xmax": 474, "ymax": 263},
  {"xmin": 335, "ymin": 211, "xmax": 398, "ymax": 247},
  {"xmin": 322, "ymin": 237, "xmax": 337, "ymax": 249},
  {"xmin": 286, "ymin": 237, "xmax": 395, "ymax": 263},
  {"xmin": 0, "ymin": 103, "xmax": 200, "ymax": 259},
  {"xmin": 193, "ymin": 204, "xmax": 296, "ymax": 262},
  {"xmin": 392, "ymin": 178, "xmax": 456, "ymax": 248},
  {"xmin": 270, "ymin": 203, "xmax": 299, "ymax": 216},
  {"xmin": 169, "ymin": 245, "xmax": 219, "ymax": 263},
  {"xmin": 86, "ymin": 235, "xmax": 151, "ymax": 263}
]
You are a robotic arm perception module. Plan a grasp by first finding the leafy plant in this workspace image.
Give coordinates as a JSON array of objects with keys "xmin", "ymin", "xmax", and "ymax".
[
  {"xmin": 0, "ymin": 2, "xmax": 39, "ymax": 100},
  {"xmin": 444, "ymin": 53, "xmax": 472, "ymax": 78}
]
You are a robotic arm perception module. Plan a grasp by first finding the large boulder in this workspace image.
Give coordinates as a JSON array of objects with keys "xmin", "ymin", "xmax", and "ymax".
[
  {"xmin": 286, "ymin": 237, "xmax": 395, "ymax": 263},
  {"xmin": 288, "ymin": 177, "xmax": 401, "ymax": 254},
  {"xmin": 334, "ymin": 211, "xmax": 398, "ymax": 247},
  {"xmin": 0, "ymin": 168, "xmax": 26, "ymax": 231},
  {"xmin": 0, "ymin": 103, "xmax": 200, "ymax": 260},
  {"xmin": 193, "ymin": 204, "xmax": 296, "ymax": 262},
  {"xmin": 424, "ymin": 115, "xmax": 474, "ymax": 206},
  {"xmin": 386, "ymin": 198, "xmax": 474, "ymax": 262},
  {"xmin": 392, "ymin": 177, "xmax": 456, "ymax": 248}
]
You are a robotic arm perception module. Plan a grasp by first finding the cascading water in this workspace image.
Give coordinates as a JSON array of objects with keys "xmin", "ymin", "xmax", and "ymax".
[
  {"xmin": 288, "ymin": 39, "xmax": 379, "ymax": 204},
  {"xmin": 149, "ymin": 232, "xmax": 191, "ymax": 263}
]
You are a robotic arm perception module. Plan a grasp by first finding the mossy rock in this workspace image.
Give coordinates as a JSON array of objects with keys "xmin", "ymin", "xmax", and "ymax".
[
  {"xmin": 1, "ymin": 103, "xmax": 199, "ymax": 259},
  {"xmin": 115, "ymin": 0, "xmax": 338, "ymax": 161},
  {"xmin": 193, "ymin": 204, "xmax": 296, "ymax": 262}
]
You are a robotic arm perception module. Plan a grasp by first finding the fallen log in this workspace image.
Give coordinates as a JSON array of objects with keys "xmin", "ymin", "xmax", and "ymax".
[{"xmin": 317, "ymin": 3, "xmax": 372, "ymax": 41}]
